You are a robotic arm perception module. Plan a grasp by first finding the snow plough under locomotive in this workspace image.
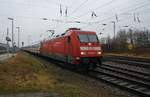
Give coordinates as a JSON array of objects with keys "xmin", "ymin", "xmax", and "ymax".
[{"xmin": 40, "ymin": 28, "xmax": 102, "ymax": 70}]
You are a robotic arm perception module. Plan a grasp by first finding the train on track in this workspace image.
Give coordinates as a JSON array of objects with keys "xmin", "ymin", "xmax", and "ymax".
[{"xmin": 26, "ymin": 28, "xmax": 102, "ymax": 70}]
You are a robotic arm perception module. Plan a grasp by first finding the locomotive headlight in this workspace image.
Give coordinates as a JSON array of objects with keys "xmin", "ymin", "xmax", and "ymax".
[
  {"xmin": 76, "ymin": 57, "xmax": 80, "ymax": 60},
  {"xmin": 97, "ymin": 51, "xmax": 101, "ymax": 55},
  {"xmin": 81, "ymin": 52, "xmax": 86, "ymax": 55}
]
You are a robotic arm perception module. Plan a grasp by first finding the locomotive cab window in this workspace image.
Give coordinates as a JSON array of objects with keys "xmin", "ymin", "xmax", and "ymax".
[
  {"xmin": 88, "ymin": 34, "xmax": 98, "ymax": 42},
  {"xmin": 78, "ymin": 34, "xmax": 98, "ymax": 42},
  {"xmin": 78, "ymin": 34, "xmax": 89, "ymax": 42}
]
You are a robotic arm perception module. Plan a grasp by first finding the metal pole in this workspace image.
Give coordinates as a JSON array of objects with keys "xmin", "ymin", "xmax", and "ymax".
[
  {"xmin": 16, "ymin": 27, "xmax": 20, "ymax": 48},
  {"xmin": 111, "ymin": 21, "xmax": 116, "ymax": 39},
  {"xmin": 144, "ymin": 27, "xmax": 146, "ymax": 32},
  {"xmin": 112, "ymin": 21, "xmax": 116, "ymax": 39},
  {"xmin": 8, "ymin": 18, "xmax": 14, "ymax": 56},
  {"xmin": 144, "ymin": 27, "xmax": 149, "ymax": 42},
  {"xmin": 12, "ymin": 19, "xmax": 14, "ymax": 55},
  {"xmin": 114, "ymin": 22, "xmax": 116, "ymax": 39},
  {"xmin": 7, "ymin": 28, "xmax": 9, "ymax": 55},
  {"xmin": 146, "ymin": 29, "xmax": 149, "ymax": 43}
]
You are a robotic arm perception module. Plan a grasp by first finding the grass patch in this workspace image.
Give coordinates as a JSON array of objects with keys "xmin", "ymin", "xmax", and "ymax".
[
  {"xmin": 0, "ymin": 52, "xmax": 126, "ymax": 97},
  {"xmin": 0, "ymin": 52, "xmax": 54, "ymax": 93}
]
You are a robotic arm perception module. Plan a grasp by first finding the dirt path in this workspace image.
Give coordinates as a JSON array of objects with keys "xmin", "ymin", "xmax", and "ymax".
[{"xmin": 0, "ymin": 53, "xmax": 15, "ymax": 61}]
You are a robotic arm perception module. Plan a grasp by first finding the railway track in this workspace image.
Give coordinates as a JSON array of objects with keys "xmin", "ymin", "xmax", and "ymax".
[
  {"xmin": 24, "ymin": 50, "xmax": 150, "ymax": 97},
  {"xmin": 92, "ymin": 56, "xmax": 150, "ymax": 97},
  {"xmin": 88, "ymin": 69, "xmax": 150, "ymax": 97},
  {"xmin": 99, "ymin": 65, "xmax": 150, "ymax": 85},
  {"xmin": 101, "ymin": 63, "xmax": 150, "ymax": 81},
  {"xmin": 104, "ymin": 55, "xmax": 150, "ymax": 63},
  {"xmin": 104, "ymin": 55, "xmax": 150, "ymax": 68}
]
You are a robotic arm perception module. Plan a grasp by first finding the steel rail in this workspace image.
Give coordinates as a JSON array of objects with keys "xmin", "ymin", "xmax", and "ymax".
[
  {"xmin": 105, "ymin": 58, "xmax": 150, "ymax": 68},
  {"xmin": 89, "ymin": 70, "xmax": 150, "ymax": 97},
  {"xmin": 101, "ymin": 63, "xmax": 150, "ymax": 77},
  {"xmin": 97, "ymin": 65, "xmax": 150, "ymax": 85},
  {"xmin": 104, "ymin": 55, "xmax": 150, "ymax": 63}
]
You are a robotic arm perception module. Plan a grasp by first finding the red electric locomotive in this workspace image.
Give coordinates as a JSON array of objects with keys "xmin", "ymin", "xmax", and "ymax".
[{"xmin": 40, "ymin": 28, "xmax": 102, "ymax": 70}]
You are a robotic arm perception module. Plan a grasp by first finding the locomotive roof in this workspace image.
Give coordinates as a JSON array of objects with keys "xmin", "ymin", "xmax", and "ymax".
[
  {"xmin": 54, "ymin": 28, "xmax": 96, "ymax": 38},
  {"xmin": 64, "ymin": 30, "xmax": 96, "ymax": 36},
  {"xmin": 41, "ymin": 29, "xmax": 96, "ymax": 43}
]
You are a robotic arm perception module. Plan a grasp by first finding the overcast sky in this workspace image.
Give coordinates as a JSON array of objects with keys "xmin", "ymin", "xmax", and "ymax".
[{"xmin": 0, "ymin": 0, "xmax": 150, "ymax": 46}]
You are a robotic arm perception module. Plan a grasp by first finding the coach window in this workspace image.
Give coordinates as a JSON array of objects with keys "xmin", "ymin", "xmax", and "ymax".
[{"xmin": 67, "ymin": 36, "xmax": 71, "ymax": 43}]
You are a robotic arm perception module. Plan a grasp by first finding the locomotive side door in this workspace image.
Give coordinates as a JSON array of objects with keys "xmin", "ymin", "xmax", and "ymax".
[{"xmin": 66, "ymin": 36, "xmax": 73, "ymax": 63}]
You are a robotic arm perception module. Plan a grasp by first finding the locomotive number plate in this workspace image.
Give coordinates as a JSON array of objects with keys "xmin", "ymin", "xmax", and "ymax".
[{"xmin": 80, "ymin": 47, "xmax": 101, "ymax": 51}]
